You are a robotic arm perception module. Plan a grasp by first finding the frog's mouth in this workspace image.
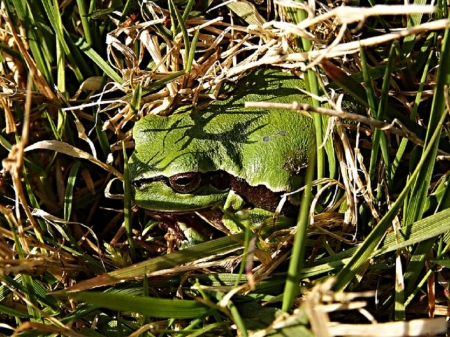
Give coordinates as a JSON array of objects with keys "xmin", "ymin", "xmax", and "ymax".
[{"xmin": 132, "ymin": 170, "xmax": 299, "ymax": 215}]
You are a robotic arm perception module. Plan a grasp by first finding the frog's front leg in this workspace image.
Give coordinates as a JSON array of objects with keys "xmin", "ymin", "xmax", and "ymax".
[{"xmin": 199, "ymin": 190, "xmax": 291, "ymax": 236}]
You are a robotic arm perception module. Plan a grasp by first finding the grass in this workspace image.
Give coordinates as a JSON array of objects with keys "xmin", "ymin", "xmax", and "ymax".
[{"xmin": 1, "ymin": 0, "xmax": 450, "ymax": 336}]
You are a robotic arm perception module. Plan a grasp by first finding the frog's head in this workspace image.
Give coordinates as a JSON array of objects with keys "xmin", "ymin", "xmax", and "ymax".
[{"xmin": 130, "ymin": 167, "xmax": 231, "ymax": 212}]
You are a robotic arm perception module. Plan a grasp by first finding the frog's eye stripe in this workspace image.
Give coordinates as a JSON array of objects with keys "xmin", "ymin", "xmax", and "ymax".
[{"xmin": 132, "ymin": 171, "xmax": 232, "ymax": 194}]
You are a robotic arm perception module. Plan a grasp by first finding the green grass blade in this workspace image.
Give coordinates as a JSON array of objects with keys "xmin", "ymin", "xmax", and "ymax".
[
  {"xmin": 169, "ymin": 0, "xmax": 190, "ymax": 64},
  {"xmin": 41, "ymin": 0, "xmax": 84, "ymax": 82},
  {"xmin": 79, "ymin": 39, "xmax": 123, "ymax": 83},
  {"xmin": 5, "ymin": 0, "xmax": 53, "ymax": 84},
  {"xmin": 76, "ymin": 0, "xmax": 93, "ymax": 47},
  {"xmin": 129, "ymin": 83, "xmax": 142, "ymax": 113},
  {"xmin": 391, "ymin": 49, "xmax": 433, "ymax": 180},
  {"xmin": 186, "ymin": 28, "xmax": 200, "ymax": 73},
  {"xmin": 123, "ymin": 142, "xmax": 136, "ymax": 261},
  {"xmin": 405, "ymin": 28, "xmax": 450, "ymax": 226},
  {"xmin": 64, "ymin": 161, "xmax": 81, "ymax": 222},
  {"xmin": 282, "ymin": 144, "xmax": 316, "ymax": 311},
  {"xmin": 303, "ymin": 206, "xmax": 450, "ymax": 278},
  {"xmin": 55, "ymin": 292, "xmax": 211, "ymax": 319},
  {"xmin": 333, "ymin": 108, "xmax": 448, "ymax": 291},
  {"xmin": 105, "ymin": 70, "xmax": 185, "ymax": 110},
  {"xmin": 59, "ymin": 233, "xmax": 246, "ymax": 292},
  {"xmin": 396, "ymin": 29, "xmax": 450, "ymax": 315},
  {"xmin": 369, "ymin": 44, "xmax": 396, "ymax": 183},
  {"xmin": 288, "ymin": 4, "xmax": 325, "ymax": 182},
  {"xmin": 401, "ymin": 0, "xmax": 427, "ymax": 55}
]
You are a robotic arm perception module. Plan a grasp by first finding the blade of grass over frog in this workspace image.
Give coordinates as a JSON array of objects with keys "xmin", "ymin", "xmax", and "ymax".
[
  {"xmin": 24, "ymin": 140, "xmax": 123, "ymax": 179},
  {"xmin": 123, "ymin": 142, "xmax": 136, "ymax": 261},
  {"xmin": 105, "ymin": 70, "xmax": 185, "ymax": 110},
  {"xmin": 306, "ymin": 75, "xmax": 325, "ymax": 184},
  {"xmin": 282, "ymin": 144, "xmax": 316, "ymax": 311},
  {"xmin": 333, "ymin": 109, "xmax": 449, "ymax": 292},
  {"xmin": 54, "ymin": 291, "xmax": 211, "ymax": 319},
  {"xmin": 288, "ymin": 5, "xmax": 325, "ymax": 182},
  {"xmin": 64, "ymin": 161, "xmax": 81, "ymax": 222},
  {"xmin": 368, "ymin": 44, "xmax": 396, "ymax": 185},
  {"xmin": 57, "ymin": 233, "xmax": 246, "ymax": 292}
]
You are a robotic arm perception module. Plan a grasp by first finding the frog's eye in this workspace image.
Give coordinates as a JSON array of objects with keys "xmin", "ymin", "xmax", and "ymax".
[{"xmin": 168, "ymin": 172, "xmax": 202, "ymax": 193}]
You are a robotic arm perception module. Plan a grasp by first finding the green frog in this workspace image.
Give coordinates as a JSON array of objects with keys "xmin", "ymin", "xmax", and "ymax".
[{"xmin": 129, "ymin": 69, "xmax": 315, "ymax": 246}]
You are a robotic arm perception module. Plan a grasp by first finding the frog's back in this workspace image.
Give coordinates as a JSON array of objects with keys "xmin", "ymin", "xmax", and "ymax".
[{"xmin": 131, "ymin": 69, "xmax": 315, "ymax": 193}]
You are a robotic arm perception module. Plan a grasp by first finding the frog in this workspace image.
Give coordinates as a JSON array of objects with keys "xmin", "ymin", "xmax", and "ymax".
[{"xmin": 128, "ymin": 69, "xmax": 316, "ymax": 246}]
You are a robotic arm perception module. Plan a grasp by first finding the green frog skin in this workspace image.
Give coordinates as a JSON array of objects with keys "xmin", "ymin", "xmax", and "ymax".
[{"xmin": 129, "ymin": 69, "xmax": 315, "ymax": 217}]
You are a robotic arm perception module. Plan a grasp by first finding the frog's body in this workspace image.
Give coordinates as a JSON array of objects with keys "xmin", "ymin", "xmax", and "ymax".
[{"xmin": 129, "ymin": 69, "xmax": 315, "ymax": 216}]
